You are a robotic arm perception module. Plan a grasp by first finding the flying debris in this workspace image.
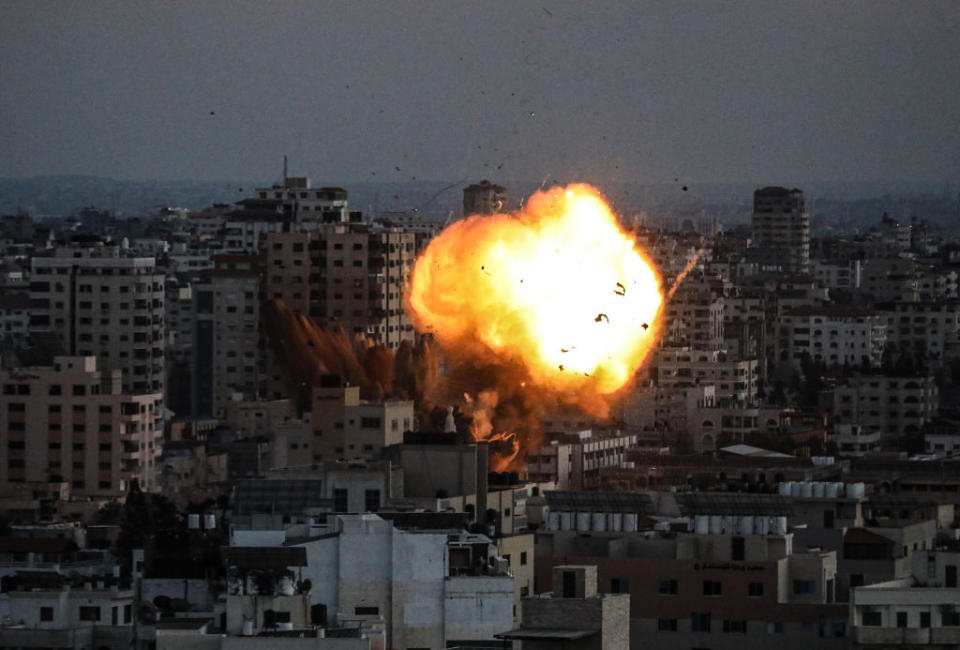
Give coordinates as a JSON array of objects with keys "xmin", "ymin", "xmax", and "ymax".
[
  {"xmin": 614, "ymin": 282, "xmax": 626, "ymax": 296},
  {"xmin": 594, "ymin": 313, "xmax": 609, "ymax": 323}
]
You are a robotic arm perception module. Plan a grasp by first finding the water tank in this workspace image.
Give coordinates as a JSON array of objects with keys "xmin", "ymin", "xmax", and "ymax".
[
  {"xmin": 277, "ymin": 622, "xmax": 294, "ymax": 631},
  {"xmin": 813, "ymin": 482, "xmax": 826, "ymax": 498},
  {"xmin": 694, "ymin": 515, "xmax": 709, "ymax": 535},
  {"xmin": 800, "ymin": 482, "xmax": 813, "ymax": 498},
  {"xmin": 773, "ymin": 516, "xmax": 788, "ymax": 535},
  {"xmin": 825, "ymin": 482, "xmax": 839, "ymax": 498},
  {"xmin": 203, "ymin": 514, "xmax": 216, "ymax": 530},
  {"xmin": 778, "ymin": 481, "xmax": 793, "ymax": 496},
  {"xmin": 547, "ymin": 512, "xmax": 560, "ymax": 531},
  {"xmin": 623, "ymin": 513, "xmax": 638, "ymax": 532},
  {"xmin": 709, "ymin": 515, "xmax": 722, "ymax": 535},
  {"xmin": 721, "ymin": 515, "xmax": 735, "ymax": 534},
  {"xmin": 755, "ymin": 516, "xmax": 768, "ymax": 536},
  {"xmin": 592, "ymin": 513, "xmax": 607, "ymax": 531},
  {"xmin": 740, "ymin": 515, "xmax": 754, "ymax": 536},
  {"xmin": 560, "ymin": 512, "xmax": 573, "ymax": 530},
  {"xmin": 847, "ymin": 482, "xmax": 866, "ymax": 498},
  {"xmin": 609, "ymin": 513, "xmax": 623, "ymax": 532},
  {"xmin": 791, "ymin": 482, "xmax": 802, "ymax": 497},
  {"xmin": 187, "ymin": 514, "xmax": 200, "ymax": 530},
  {"xmin": 242, "ymin": 620, "xmax": 254, "ymax": 636},
  {"xmin": 576, "ymin": 512, "xmax": 591, "ymax": 531},
  {"xmin": 277, "ymin": 576, "xmax": 295, "ymax": 596}
]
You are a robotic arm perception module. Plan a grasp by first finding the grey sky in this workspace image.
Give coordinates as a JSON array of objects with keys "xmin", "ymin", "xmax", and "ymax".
[{"xmin": 1, "ymin": 1, "xmax": 957, "ymax": 184}]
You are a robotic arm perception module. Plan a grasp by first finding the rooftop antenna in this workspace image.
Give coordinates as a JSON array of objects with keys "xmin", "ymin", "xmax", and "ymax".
[{"xmin": 282, "ymin": 155, "xmax": 288, "ymax": 185}]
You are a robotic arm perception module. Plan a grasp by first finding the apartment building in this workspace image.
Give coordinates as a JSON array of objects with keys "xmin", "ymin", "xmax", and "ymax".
[
  {"xmin": 537, "ymin": 492, "xmax": 848, "ymax": 650},
  {"xmin": 657, "ymin": 347, "xmax": 759, "ymax": 402},
  {"xmin": 526, "ymin": 430, "xmax": 638, "ymax": 491},
  {"xmin": 777, "ymin": 306, "xmax": 886, "ymax": 368},
  {"xmin": 0, "ymin": 572, "xmax": 135, "ymax": 650},
  {"xmin": 264, "ymin": 227, "xmax": 416, "ymax": 349},
  {"xmin": 0, "ymin": 356, "xmax": 163, "ymax": 496},
  {"xmin": 850, "ymin": 550, "xmax": 960, "ymax": 648},
  {"xmin": 751, "ymin": 186, "xmax": 810, "ymax": 274},
  {"xmin": 662, "ymin": 273, "xmax": 726, "ymax": 350},
  {"xmin": 191, "ymin": 254, "xmax": 264, "ymax": 418},
  {"xmin": 821, "ymin": 372, "xmax": 938, "ymax": 448},
  {"xmin": 309, "ymin": 383, "xmax": 413, "ymax": 462},
  {"xmin": 463, "ymin": 179, "xmax": 507, "ymax": 217},
  {"xmin": 875, "ymin": 300, "xmax": 960, "ymax": 362},
  {"xmin": 29, "ymin": 241, "xmax": 165, "ymax": 395}
]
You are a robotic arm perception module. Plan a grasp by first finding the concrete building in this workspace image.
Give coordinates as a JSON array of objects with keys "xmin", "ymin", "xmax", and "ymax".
[
  {"xmin": 811, "ymin": 258, "xmax": 862, "ymax": 291},
  {"xmin": 850, "ymin": 550, "xmax": 960, "ymax": 648},
  {"xmin": 0, "ymin": 572, "xmax": 135, "ymax": 650},
  {"xmin": 191, "ymin": 255, "xmax": 264, "ymax": 418},
  {"xmin": 875, "ymin": 301, "xmax": 960, "ymax": 362},
  {"xmin": 29, "ymin": 241, "xmax": 166, "ymax": 394},
  {"xmin": 264, "ymin": 227, "xmax": 416, "ymax": 349},
  {"xmin": 537, "ymin": 492, "xmax": 849, "ymax": 650},
  {"xmin": 662, "ymin": 272, "xmax": 726, "ymax": 350},
  {"xmin": 463, "ymin": 180, "xmax": 507, "ymax": 217},
  {"xmin": 657, "ymin": 347, "xmax": 759, "ymax": 403},
  {"xmin": 751, "ymin": 186, "xmax": 810, "ymax": 274},
  {"xmin": 0, "ymin": 293, "xmax": 30, "ymax": 343},
  {"xmin": 497, "ymin": 565, "xmax": 630, "ymax": 650},
  {"xmin": 0, "ymin": 355, "xmax": 163, "ymax": 496},
  {"xmin": 525, "ymin": 430, "xmax": 638, "ymax": 491},
  {"xmin": 777, "ymin": 306, "xmax": 886, "ymax": 368},
  {"xmin": 821, "ymin": 372, "xmax": 938, "ymax": 449},
  {"xmin": 309, "ymin": 383, "xmax": 413, "ymax": 462},
  {"xmin": 236, "ymin": 513, "xmax": 514, "ymax": 649}
]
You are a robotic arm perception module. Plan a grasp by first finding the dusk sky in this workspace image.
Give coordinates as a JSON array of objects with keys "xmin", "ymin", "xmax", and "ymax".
[{"xmin": 1, "ymin": 1, "xmax": 958, "ymax": 185}]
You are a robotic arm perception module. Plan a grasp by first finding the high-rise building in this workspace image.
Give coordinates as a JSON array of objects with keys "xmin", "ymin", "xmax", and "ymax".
[
  {"xmin": 191, "ymin": 254, "xmax": 264, "ymax": 419},
  {"xmin": 264, "ymin": 226, "xmax": 416, "ymax": 348},
  {"xmin": 29, "ymin": 241, "xmax": 166, "ymax": 395},
  {"xmin": 463, "ymin": 180, "xmax": 507, "ymax": 218},
  {"xmin": 0, "ymin": 355, "xmax": 163, "ymax": 496},
  {"xmin": 751, "ymin": 186, "xmax": 810, "ymax": 274},
  {"xmin": 224, "ymin": 178, "xmax": 359, "ymax": 253}
]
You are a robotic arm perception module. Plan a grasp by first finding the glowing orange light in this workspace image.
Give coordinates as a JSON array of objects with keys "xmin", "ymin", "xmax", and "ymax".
[{"xmin": 407, "ymin": 183, "xmax": 663, "ymax": 397}]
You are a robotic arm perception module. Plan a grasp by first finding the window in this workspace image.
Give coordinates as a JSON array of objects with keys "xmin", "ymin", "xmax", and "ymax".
[
  {"xmin": 360, "ymin": 417, "xmax": 381, "ymax": 428},
  {"xmin": 40, "ymin": 606, "xmax": 54, "ymax": 621},
  {"xmin": 703, "ymin": 580, "xmax": 723, "ymax": 596},
  {"xmin": 862, "ymin": 611, "xmax": 881, "ymax": 626},
  {"xmin": 691, "ymin": 612, "xmax": 711, "ymax": 632},
  {"xmin": 73, "ymin": 385, "xmax": 86, "ymax": 396},
  {"xmin": 657, "ymin": 618, "xmax": 678, "ymax": 632},
  {"xmin": 364, "ymin": 489, "xmax": 380, "ymax": 512},
  {"xmin": 520, "ymin": 551, "xmax": 528, "ymax": 565},
  {"xmin": 943, "ymin": 611, "xmax": 960, "ymax": 626},
  {"xmin": 766, "ymin": 621, "xmax": 785, "ymax": 635},
  {"xmin": 611, "ymin": 578, "xmax": 630, "ymax": 594},
  {"xmin": 920, "ymin": 612, "xmax": 931, "ymax": 628},
  {"xmin": 748, "ymin": 581, "xmax": 764, "ymax": 597},
  {"xmin": 49, "ymin": 384, "xmax": 61, "ymax": 395},
  {"xmin": 658, "ymin": 579, "xmax": 678, "ymax": 595},
  {"xmin": 896, "ymin": 612, "xmax": 907, "ymax": 628},
  {"xmin": 334, "ymin": 488, "xmax": 348, "ymax": 513},
  {"xmin": 354, "ymin": 606, "xmax": 378, "ymax": 615},
  {"xmin": 732, "ymin": 536, "xmax": 745, "ymax": 561},
  {"xmin": 793, "ymin": 580, "xmax": 815, "ymax": 595},
  {"xmin": 724, "ymin": 620, "xmax": 747, "ymax": 634},
  {"xmin": 79, "ymin": 606, "xmax": 100, "ymax": 621}
]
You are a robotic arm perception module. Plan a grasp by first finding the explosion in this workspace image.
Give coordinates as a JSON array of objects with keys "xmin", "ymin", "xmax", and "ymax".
[{"xmin": 407, "ymin": 183, "xmax": 663, "ymax": 464}]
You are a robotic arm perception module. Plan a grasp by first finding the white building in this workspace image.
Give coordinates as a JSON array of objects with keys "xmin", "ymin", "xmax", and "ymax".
[
  {"xmin": 850, "ymin": 549, "xmax": 960, "ymax": 647},
  {"xmin": 236, "ymin": 513, "xmax": 514, "ymax": 650},
  {"xmin": 778, "ymin": 306, "xmax": 886, "ymax": 368}
]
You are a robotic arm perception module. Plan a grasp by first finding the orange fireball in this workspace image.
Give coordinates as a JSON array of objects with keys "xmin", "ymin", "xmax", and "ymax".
[{"xmin": 407, "ymin": 183, "xmax": 662, "ymax": 396}]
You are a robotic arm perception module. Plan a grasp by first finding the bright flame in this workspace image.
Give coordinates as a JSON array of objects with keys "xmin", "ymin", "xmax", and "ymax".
[{"xmin": 407, "ymin": 183, "xmax": 662, "ymax": 396}]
